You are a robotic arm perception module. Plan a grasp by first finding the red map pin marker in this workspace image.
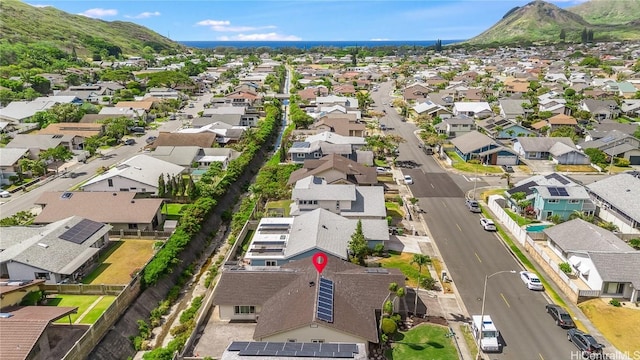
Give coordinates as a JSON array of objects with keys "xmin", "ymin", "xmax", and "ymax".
[{"xmin": 312, "ymin": 252, "xmax": 328, "ymax": 274}]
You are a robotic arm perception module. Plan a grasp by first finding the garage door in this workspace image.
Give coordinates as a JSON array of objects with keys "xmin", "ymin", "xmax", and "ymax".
[
  {"xmin": 497, "ymin": 156, "xmax": 518, "ymax": 166},
  {"xmin": 629, "ymin": 156, "xmax": 640, "ymax": 165}
]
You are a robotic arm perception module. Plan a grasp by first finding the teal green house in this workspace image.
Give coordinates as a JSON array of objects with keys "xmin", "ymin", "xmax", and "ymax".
[{"xmin": 532, "ymin": 186, "xmax": 595, "ymax": 221}]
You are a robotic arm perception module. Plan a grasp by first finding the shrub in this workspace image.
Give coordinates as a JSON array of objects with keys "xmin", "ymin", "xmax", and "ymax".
[
  {"xmin": 628, "ymin": 238, "xmax": 640, "ymax": 250},
  {"xmin": 559, "ymin": 262, "xmax": 572, "ymax": 275},
  {"xmin": 381, "ymin": 317, "xmax": 397, "ymax": 334},
  {"xmin": 373, "ymin": 243, "xmax": 385, "ymax": 256},
  {"xmin": 609, "ymin": 299, "xmax": 621, "ymax": 307},
  {"xmin": 421, "ymin": 277, "xmax": 438, "ymax": 290}
]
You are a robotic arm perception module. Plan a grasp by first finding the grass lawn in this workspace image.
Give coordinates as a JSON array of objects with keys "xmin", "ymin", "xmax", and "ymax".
[
  {"xmin": 504, "ymin": 208, "xmax": 535, "ymax": 226},
  {"xmin": 555, "ymin": 164, "xmax": 598, "ymax": 172},
  {"xmin": 579, "ymin": 298, "xmax": 640, "ymax": 354},
  {"xmin": 50, "ymin": 295, "xmax": 101, "ymax": 324},
  {"xmin": 446, "ymin": 151, "xmax": 503, "ymax": 174},
  {"xmin": 385, "ymin": 324, "xmax": 458, "ymax": 360},
  {"xmin": 386, "ymin": 201, "xmax": 405, "ymax": 220},
  {"xmin": 375, "ymin": 158, "xmax": 388, "ymax": 167},
  {"xmin": 378, "ymin": 174, "xmax": 394, "ymax": 183},
  {"xmin": 163, "ymin": 203, "xmax": 188, "ymax": 220},
  {"xmin": 607, "ymin": 165, "xmax": 633, "ymax": 174},
  {"xmin": 460, "ymin": 323, "xmax": 479, "ymax": 360},
  {"xmin": 83, "ymin": 240, "xmax": 155, "ymax": 285},
  {"xmin": 376, "ymin": 252, "xmax": 431, "ymax": 287},
  {"xmin": 77, "ymin": 296, "xmax": 116, "ymax": 324},
  {"xmin": 265, "ymin": 199, "xmax": 293, "ymax": 217}
]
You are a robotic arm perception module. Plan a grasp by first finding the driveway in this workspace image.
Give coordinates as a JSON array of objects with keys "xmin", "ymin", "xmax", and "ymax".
[
  {"xmin": 522, "ymin": 159, "xmax": 556, "ymax": 174},
  {"xmin": 386, "ymin": 234, "xmax": 429, "ymax": 254},
  {"xmin": 191, "ymin": 307, "xmax": 255, "ymax": 358}
]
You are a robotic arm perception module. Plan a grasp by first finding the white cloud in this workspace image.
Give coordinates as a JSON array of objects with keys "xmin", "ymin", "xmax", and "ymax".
[
  {"xmin": 79, "ymin": 8, "xmax": 118, "ymax": 18},
  {"xmin": 27, "ymin": 3, "xmax": 51, "ymax": 8},
  {"xmin": 370, "ymin": 38, "xmax": 391, "ymax": 41},
  {"xmin": 196, "ymin": 19, "xmax": 276, "ymax": 33},
  {"xmin": 126, "ymin": 11, "xmax": 161, "ymax": 19},
  {"xmin": 216, "ymin": 33, "xmax": 301, "ymax": 41}
]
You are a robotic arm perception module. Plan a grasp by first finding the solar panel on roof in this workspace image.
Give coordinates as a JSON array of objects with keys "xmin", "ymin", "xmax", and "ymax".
[
  {"xmin": 334, "ymin": 352, "xmax": 356, "ymax": 358},
  {"xmin": 548, "ymin": 187, "xmax": 559, "ymax": 196},
  {"xmin": 338, "ymin": 344, "xmax": 358, "ymax": 353},
  {"xmin": 59, "ymin": 219, "xmax": 104, "ymax": 244},
  {"xmin": 284, "ymin": 342, "xmax": 303, "ymax": 351},
  {"xmin": 302, "ymin": 343, "xmax": 321, "ymax": 352},
  {"xmin": 227, "ymin": 341, "xmax": 249, "ymax": 351},
  {"xmin": 320, "ymin": 343, "xmax": 339, "ymax": 352},
  {"xmin": 317, "ymin": 277, "xmax": 334, "ymax": 323},
  {"xmin": 265, "ymin": 342, "xmax": 285, "ymax": 351},
  {"xmin": 557, "ymin": 187, "xmax": 569, "ymax": 196}
]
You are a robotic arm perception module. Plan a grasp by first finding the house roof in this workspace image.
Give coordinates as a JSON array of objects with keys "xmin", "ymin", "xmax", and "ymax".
[
  {"xmin": 532, "ymin": 185, "xmax": 590, "ymax": 200},
  {"xmin": 588, "ymin": 252, "xmax": 640, "ymax": 288},
  {"xmin": 0, "ymin": 216, "xmax": 111, "ymax": 274},
  {"xmin": 578, "ymin": 129, "xmax": 635, "ymax": 151},
  {"xmin": 306, "ymin": 131, "xmax": 365, "ymax": 146},
  {"xmin": 151, "ymin": 132, "xmax": 217, "ymax": 149},
  {"xmin": 499, "ymin": 99, "xmax": 529, "ymax": 115},
  {"xmin": 149, "ymin": 146, "xmax": 201, "ymax": 167},
  {"xmin": 508, "ymin": 172, "xmax": 576, "ymax": 197},
  {"xmin": 515, "ymin": 137, "xmax": 575, "ymax": 152},
  {"xmin": 287, "ymin": 154, "xmax": 377, "ymax": 186},
  {"xmin": 444, "ymin": 116, "xmax": 475, "ymax": 125},
  {"xmin": 81, "ymin": 154, "xmax": 184, "ymax": 189},
  {"xmin": 250, "ymin": 256, "xmax": 404, "ymax": 343},
  {"xmin": 0, "ymin": 306, "xmax": 78, "ymax": 360},
  {"xmin": 5, "ymin": 134, "xmax": 71, "ymax": 150},
  {"xmin": 450, "ymin": 131, "xmax": 496, "ymax": 154},
  {"xmin": 586, "ymin": 173, "xmax": 640, "ymax": 222},
  {"xmin": 37, "ymin": 122, "xmax": 104, "ymax": 138},
  {"xmin": 548, "ymin": 114, "xmax": 577, "ymax": 125},
  {"xmin": 453, "ymin": 102, "xmax": 491, "ymax": 113},
  {"xmin": 548, "ymin": 142, "xmax": 585, "ymax": 157},
  {"xmin": 0, "ymin": 148, "xmax": 29, "ymax": 167},
  {"xmin": 543, "ymin": 219, "xmax": 633, "ymax": 253},
  {"xmin": 33, "ymin": 191, "xmax": 163, "ymax": 225}
]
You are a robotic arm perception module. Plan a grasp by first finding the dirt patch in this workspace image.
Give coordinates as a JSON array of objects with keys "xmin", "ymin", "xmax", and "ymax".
[
  {"xmin": 412, "ymin": 315, "xmax": 448, "ymax": 327},
  {"xmin": 578, "ymin": 298, "xmax": 640, "ymax": 353}
]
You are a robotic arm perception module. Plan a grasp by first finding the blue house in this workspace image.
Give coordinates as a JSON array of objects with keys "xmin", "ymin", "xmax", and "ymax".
[
  {"xmin": 449, "ymin": 130, "xmax": 519, "ymax": 165},
  {"xmin": 531, "ymin": 185, "xmax": 595, "ymax": 221},
  {"xmin": 477, "ymin": 116, "xmax": 534, "ymax": 139}
]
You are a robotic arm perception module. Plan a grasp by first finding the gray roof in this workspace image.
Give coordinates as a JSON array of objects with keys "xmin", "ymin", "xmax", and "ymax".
[
  {"xmin": 532, "ymin": 185, "xmax": 590, "ymax": 199},
  {"xmin": 515, "ymin": 137, "xmax": 575, "ymax": 152},
  {"xmin": 499, "ymin": 99, "xmax": 529, "ymax": 116},
  {"xmin": 82, "ymin": 154, "xmax": 184, "ymax": 189},
  {"xmin": 579, "ymin": 130, "xmax": 636, "ymax": 151},
  {"xmin": 586, "ymin": 173, "xmax": 640, "ymax": 221},
  {"xmin": 5, "ymin": 134, "xmax": 71, "ymax": 150},
  {"xmin": 285, "ymin": 209, "xmax": 388, "ymax": 259},
  {"xmin": 0, "ymin": 148, "xmax": 29, "ymax": 166},
  {"xmin": 150, "ymin": 146, "xmax": 201, "ymax": 167},
  {"xmin": 0, "ymin": 216, "xmax": 111, "ymax": 274},
  {"xmin": 543, "ymin": 218, "xmax": 633, "ymax": 253},
  {"xmin": 444, "ymin": 116, "xmax": 475, "ymax": 125},
  {"xmin": 449, "ymin": 131, "xmax": 496, "ymax": 154},
  {"xmin": 588, "ymin": 252, "xmax": 640, "ymax": 288},
  {"xmin": 549, "ymin": 142, "xmax": 585, "ymax": 157},
  {"xmin": 203, "ymin": 106, "xmax": 246, "ymax": 116},
  {"xmin": 293, "ymin": 176, "xmax": 356, "ymax": 201}
]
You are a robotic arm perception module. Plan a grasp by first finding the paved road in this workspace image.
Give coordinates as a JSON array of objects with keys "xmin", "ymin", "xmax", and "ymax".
[{"xmin": 374, "ymin": 82, "xmax": 577, "ymax": 359}]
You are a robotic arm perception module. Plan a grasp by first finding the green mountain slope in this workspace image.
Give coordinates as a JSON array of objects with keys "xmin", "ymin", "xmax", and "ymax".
[
  {"xmin": 467, "ymin": 0, "xmax": 640, "ymax": 45},
  {"xmin": 0, "ymin": 0, "xmax": 182, "ymax": 57},
  {"xmin": 569, "ymin": 0, "xmax": 640, "ymax": 25}
]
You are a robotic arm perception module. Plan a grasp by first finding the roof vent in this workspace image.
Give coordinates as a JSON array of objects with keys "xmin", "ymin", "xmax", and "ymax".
[{"xmin": 37, "ymin": 243, "xmax": 49, "ymax": 249}]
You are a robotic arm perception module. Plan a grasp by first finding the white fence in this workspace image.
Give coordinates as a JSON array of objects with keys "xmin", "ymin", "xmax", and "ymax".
[{"xmin": 487, "ymin": 195, "xmax": 528, "ymax": 244}]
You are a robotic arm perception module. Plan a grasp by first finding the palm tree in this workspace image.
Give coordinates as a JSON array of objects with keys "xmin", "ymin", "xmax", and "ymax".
[{"xmin": 411, "ymin": 254, "xmax": 431, "ymax": 315}]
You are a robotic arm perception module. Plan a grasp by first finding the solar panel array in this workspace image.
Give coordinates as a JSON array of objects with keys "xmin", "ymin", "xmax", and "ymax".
[
  {"xmin": 545, "ymin": 173, "xmax": 571, "ymax": 185},
  {"xmin": 547, "ymin": 187, "xmax": 569, "ymax": 197},
  {"xmin": 317, "ymin": 277, "xmax": 334, "ymax": 323},
  {"xmin": 59, "ymin": 219, "xmax": 104, "ymax": 244},
  {"xmin": 227, "ymin": 342, "xmax": 358, "ymax": 358}
]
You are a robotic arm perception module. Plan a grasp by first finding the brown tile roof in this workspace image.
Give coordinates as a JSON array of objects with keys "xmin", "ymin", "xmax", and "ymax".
[
  {"xmin": 252, "ymin": 256, "xmax": 405, "ymax": 343},
  {"xmin": 151, "ymin": 132, "xmax": 217, "ymax": 149},
  {"xmin": 0, "ymin": 279, "xmax": 45, "ymax": 298},
  {"xmin": 79, "ymin": 114, "xmax": 126, "ymax": 123},
  {"xmin": 287, "ymin": 154, "xmax": 377, "ymax": 185},
  {"xmin": 38, "ymin": 122, "xmax": 104, "ymax": 138},
  {"xmin": 33, "ymin": 191, "xmax": 163, "ymax": 224},
  {"xmin": 549, "ymin": 114, "xmax": 577, "ymax": 125},
  {"xmin": 311, "ymin": 118, "xmax": 365, "ymax": 137},
  {"xmin": 114, "ymin": 101, "xmax": 154, "ymax": 111}
]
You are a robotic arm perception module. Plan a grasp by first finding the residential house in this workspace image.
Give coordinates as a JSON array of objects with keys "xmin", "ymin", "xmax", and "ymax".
[
  {"xmin": 202, "ymin": 106, "xmax": 259, "ymax": 127},
  {"xmin": 583, "ymin": 121, "xmax": 640, "ymax": 142},
  {"xmin": 298, "ymin": 86, "xmax": 329, "ymax": 102},
  {"xmin": 81, "ymin": 154, "xmax": 185, "ymax": 195},
  {"xmin": 289, "ymin": 176, "xmax": 386, "ymax": 219},
  {"xmin": 33, "ymin": 191, "xmax": 165, "ymax": 231},
  {"xmin": 620, "ymin": 99, "xmax": 640, "ymax": 117},
  {"xmin": 499, "ymin": 99, "xmax": 531, "ymax": 120},
  {"xmin": 586, "ymin": 172, "xmax": 640, "ymax": 234},
  {"xmin": 476, "ymin": 116, "xmax": 534, "ymax": 139},
  {"xmin": 225, "ymin": 89, "xmax": 260, "ymax": 107},
  {"xmin": 0, "ymin": 279, "xmax": 46, "ymax": 309},
  {"xmin": 151, "ymin": 132, "xmax": 217, "ymax": 149},
  {"xmin": 310, "ymin": 115, "xmax": 366, "ymax": 137},
  {"xmin": 55, "ymin": 84, "xmax": 107, "ymax": 103},
  {"xmin": 616, "ymin": 81, "xmax": 638, "ymax": 98},
  {"xmin": 548, "ymin": 141, "xmax": 591, "ymax": 165},
  {"xmin": 580, "ymin": 99, "xmax": 619, "ymax": 121},
  {"xmin": 402, "ymin": 83, "xmax": 431, "ymax": 103},
  {"xmin": 449, "ymin": 131, "xmax": 519, "ymax": 165},
  {"xmin": 0, "ymin": 306, "xmax": 81, "ymax": 360},
  {"xmin": 579, "ymin": 130, "xmax": 640, "ymax": 165},
  {"xmin": 542, "ymin": 219, "xmax": 639, "ymax": 302},
  {"xmin": 503, "ymin": 78, "xmax": 530, "ymax": 95},
  {"xmin": 244, "ymin": 209, "xmax": 389, "ymax": 266},
  {"xmin": 532, "ymin": 114, "xmax": 578, "ymax": 132},
  {"xmin": 98, "ymin": 106, "xmax": 147, "ymax": 121},
  {"xmin": 315, "ymin": 96, "xmax": 359, "ymax": 110},
  {"xmin": 452, "ymin": 102, "xmax": 492, "ymax": 119},
  {"xmin": 514, "ymin": 137, "xmax": 577, "ymax": 161},
  {"xmin": 506, "ymin": 172, "xmax": 579, "ymax": 209},
  {"xmin": 0, "ymin": 148, "xmax": 30, "ymax": 186},
  {"xmin": 37, "ymin": 123, "xmax": 105, "ymax": 144},
  {"xmin": 288, "ymin": 132, "xmax": 370, "ymax": 165},
  {"xmin": 287, "ymin": 154, "xmax": 377, "ymax": 186},
  {"xmin": 412, "ymin": 101, "xmax": 452, "ymax": 119},
  {"xmin": 0, "ymin": 98, "xmax": 78, "ymax": 123},
  {"xmin": 531, "ymin": 185, "xmax": 595, "ymax": 221},
  {"xmin": 150, "ymin": 146, "xmax": 239, "ymax": 169},
  {"xmin": 212, "ymin": 253, "xmax": 404, "ymax": 352},
  {"xmin": 0, "ymin": 216, "xmax": 111, "ymax": 284},
  {"xmin": 6, "ymin": 133, "xmax": 84, "ymax": 154},
  {"xmin": 538, "ymin": 96, "xmax": 568, "ymax": 115},
  {"xmin": 333, "ymin": 84, "xmax": 356, "ymax": 96},
  {"xmin": 435, "ymin": 116, "xmax": 476, "ymax": 138},
  {"xmin": 177, "ymin": 122, "xmax": 246, "ymax": 144}
]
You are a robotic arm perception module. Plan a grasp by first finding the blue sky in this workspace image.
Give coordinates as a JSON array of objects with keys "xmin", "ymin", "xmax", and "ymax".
[{"xmin": 27, "ymin": 0, "xmax": 587, "ymax": 41}]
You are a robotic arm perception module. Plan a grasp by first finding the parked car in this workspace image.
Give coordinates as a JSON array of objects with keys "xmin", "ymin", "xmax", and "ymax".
[
  {"xmin": 129, "ymin": 126, "xmax": 146, "ymax": 134},
  {"xmin": 567, "ymin": 328, "xmax": 604, "ymax": 358},
  {"xmin": 403, "ymin": 175, "xmax": 414, "ymax": 185},
  {"xmin": 479, "ymin": 218, "xmax": 496, "ymax": 231},
  {"xmin": 0, "ymin": 190, "xmax": 11, "ymax": 198},
  {"xmin": 124, "ymin": 138, "xmax": 136, "ymax": 145},
  {"xmin": 545, "ymin": 304, "xmax": 575, "ymax": 328},
  {"xmin": 376, "ymin": 167, "xmax": 390, "ymax": 174},
  {"xmin": 520, "ymin": 271, "xmax": 544, "ymax": 291},
  {"xmin": 146, "ymin": 136, "xmax": 157, "ymax": 144},
  {"xmin": 502, "ymin": 165, "xmax": 514, "ymax": 173},
  {"xmin": 466, "ymin": 199, "xmax": 481, "ymax": 213}
]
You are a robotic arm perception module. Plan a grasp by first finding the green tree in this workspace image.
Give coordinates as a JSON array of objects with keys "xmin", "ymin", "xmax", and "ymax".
[
  {"xmin": 30, "ymin": 75, "xmax": 51, "ymax": 94},
  {"xmin": 559, "ymin": 29, "xmax": 566, "ymax": 42},
  {"xmin": 584, "ymin": 148, "xmax": 606, "ymax": 165},
  {"xmin": 39, "ymin": 146, "xmax": 74, "ymax": 174},
  {"xmin": 29, "ymin": 111, "xmax": 58, "ymax": 129},
  {"xmin": 411, "ymin": 254, "xmax": 431, "ymax": 315},
  {"xmin": 158, "ymin": 174, "xmax": 166, "ymax": 197},
  {"xmin": 348, "ymin": 220, "xmax": 368, "ymax": 265},
  {"xmin": 550, "ymin": 126, "xmax": 578, "ymax": 142},
  {"xmin": 50, "ymin": 103, "xmax": 85, "ymax": 122}
]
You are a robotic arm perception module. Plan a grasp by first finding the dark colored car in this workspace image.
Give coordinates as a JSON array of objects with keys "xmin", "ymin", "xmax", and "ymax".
[
  {"xmin": 545, "ymin": 304, "xmax": 575, "ymax": 328},
  {"xmin": 124, "ymin": 138, "xmax": 136, "ymax": 145},
  {"xmin": 567, "ymin": 328, "xmax": 604, "ymax": 358}
]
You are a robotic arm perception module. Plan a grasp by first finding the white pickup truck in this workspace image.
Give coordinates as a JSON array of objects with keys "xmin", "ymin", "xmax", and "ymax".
[{"xmin": 472, "ymin": 315, "xmax": 500, "ymax": 352}]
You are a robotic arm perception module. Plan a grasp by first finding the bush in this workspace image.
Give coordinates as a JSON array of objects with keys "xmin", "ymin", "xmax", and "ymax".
[
  {"xmin": 373, "ymin": 243, "xmax": 385, "ymax": 256},
  {"xmin": 609, "ymin": 299, "xmax": 621, "ymax": 307},
  {"xmin": 381, "ymin": 317, "xmax": 398, "ymax": 334},
  {"xmin": 628, "ymin": 238, "xmax": 640, "ymax": 250},
  {"xmin": 559, "ymin": 262, "xmax": 572, "ymax": 274},
  {"xmin": 421, "ymin": 277, "xmax": 438, "ymax": 290}
]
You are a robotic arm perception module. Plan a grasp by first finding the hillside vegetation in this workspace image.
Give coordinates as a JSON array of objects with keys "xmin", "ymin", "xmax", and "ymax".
[
  {"xmin": 0, "ymin": 0, "xmax": 182, "ymax": 57},
  {"xmin": 569, "ymin": 0, "xmax": 640, "ymax": 25}
]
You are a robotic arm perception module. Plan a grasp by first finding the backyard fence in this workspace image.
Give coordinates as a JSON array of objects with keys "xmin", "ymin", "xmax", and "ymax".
[{"xmin": 44, "ymin": 284, "xmax": 125, "ymax": 296}]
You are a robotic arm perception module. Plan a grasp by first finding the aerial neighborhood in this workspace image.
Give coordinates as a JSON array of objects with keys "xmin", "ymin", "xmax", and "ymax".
[{"xmin": 1, "ymin": 1, "xmax": 640, "ymax": 360}]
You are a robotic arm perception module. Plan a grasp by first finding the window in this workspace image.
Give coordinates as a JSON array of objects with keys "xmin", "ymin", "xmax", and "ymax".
[
  {"xmin": 35, "ymin": 272, "xmax": 50, "ymax": 280},
  {"xmin": 287, "ymin": 339, "xmax": 297, "ymax": 343},
  {"xmin": 266, "ymin": 260, "xmax": 277, "ymax": 266},
  {"xmin": 296, "ymin": 153, "xmax": 305, "ymax": 158},
  {"xmin": 568, "ymin": 199, "xmax": 580, "ymax": 204},
  {"xmin": 311, "ymin": 339, "xmax": 325, "ymax": 343},
  {"xmin": 234, "ymin": 305, "xmax": 255, "ymax": 314},
  {"xmin": 108, "ymin": 179, "xmax": 113, "ymax": 187},
  {"xmin": 314, "ymin": 152, "xmax": 322, "ymax": 158},
  {"xmin": 130, "ymin": 187, "xmax": 137, "ymax": 191},
  {"xmin": 128, "ymin": 224, "xmax": 138, "ymax": 229},
  {"xmin": 605, "ymin": 282, "xmax": 625, "ymax": 295},
  {"xmin": 547, "ymin": 199, "xmax": 559, "ymax": 203}
]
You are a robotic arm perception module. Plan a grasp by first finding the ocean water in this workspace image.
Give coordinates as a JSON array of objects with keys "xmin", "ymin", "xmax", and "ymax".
[{"xmin": 179, "ymin": 40, "xmax": 463, "ymax": 49}]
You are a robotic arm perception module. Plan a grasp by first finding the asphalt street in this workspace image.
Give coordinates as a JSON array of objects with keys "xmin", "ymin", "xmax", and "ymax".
[{"xmin": 372, "ymin": 81, "xmax": 578, "ymax": 360}]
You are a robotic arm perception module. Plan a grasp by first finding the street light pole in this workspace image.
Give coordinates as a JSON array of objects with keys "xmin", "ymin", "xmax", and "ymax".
[{"xmin": 477, "ymin": 270, "xmax": 516, "ymax": 360}]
